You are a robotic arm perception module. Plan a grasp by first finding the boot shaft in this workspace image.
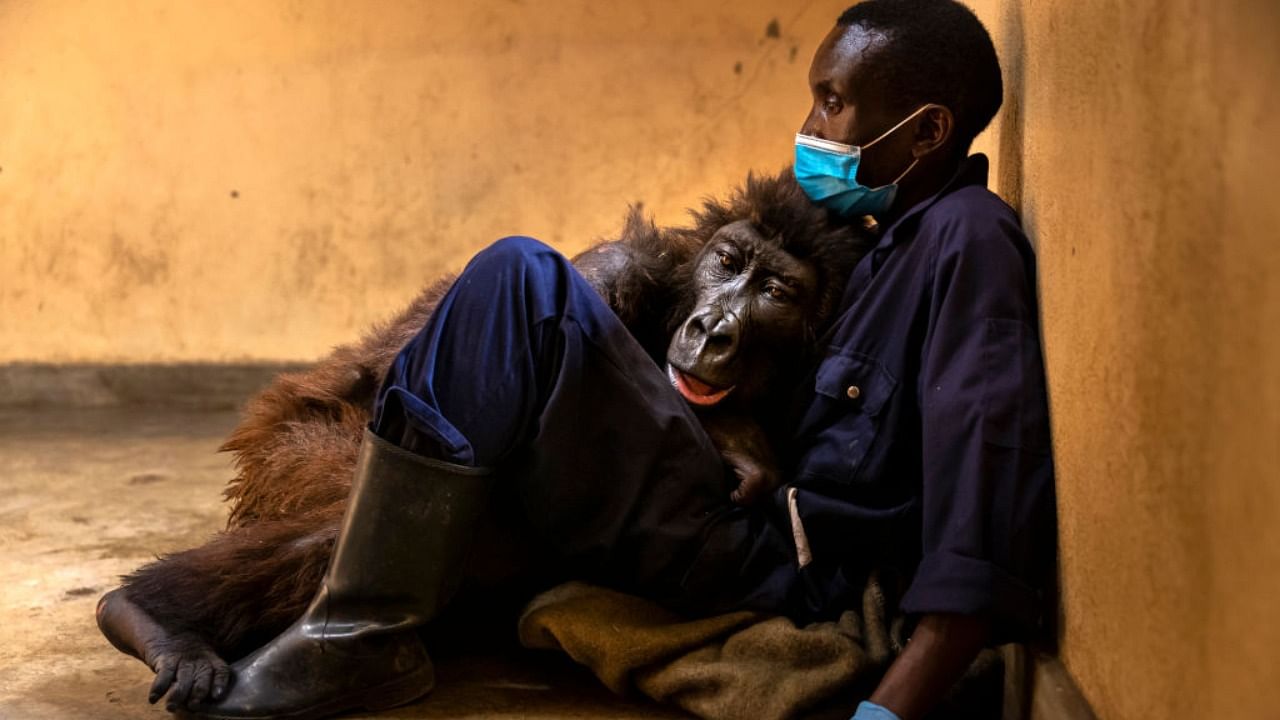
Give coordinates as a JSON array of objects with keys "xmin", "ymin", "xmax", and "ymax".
[{"xmin": 322, "ymin": 429, "xmax": 495, "ymax": 631}]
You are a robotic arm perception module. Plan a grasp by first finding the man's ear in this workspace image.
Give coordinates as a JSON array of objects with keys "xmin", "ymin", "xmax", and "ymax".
[{"xmin": 911, "ymin": 104, "xmax": 955, "ymax": 158}]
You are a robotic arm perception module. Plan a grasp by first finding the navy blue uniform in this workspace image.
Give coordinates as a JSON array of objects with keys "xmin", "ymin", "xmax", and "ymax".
[
  {"xmin": 372, "ymin": 154, "xmax": 1055, "ymax": 639},
  {"xmin": 784, "ymin": 155, "xmax": 1055, "ymax": 638}
]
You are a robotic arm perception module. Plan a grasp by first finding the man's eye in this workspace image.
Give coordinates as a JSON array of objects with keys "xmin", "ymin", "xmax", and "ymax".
[{"xmin": 823, "ymin": 95, "xmax": 842, "ymax": 114}]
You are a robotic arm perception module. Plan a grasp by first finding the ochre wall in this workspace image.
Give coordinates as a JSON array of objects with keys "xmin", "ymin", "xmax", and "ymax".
[
  {"xmin": 5, "ymin": 1, "xmax": 1280, "ymax": 718},
  {"xmin": 0, "ymin": 0, "xmax": 850, "ymax": 362},
  {"xmin": 966, "ymin": 0, "xmax": 1280, "ymax": 717}
]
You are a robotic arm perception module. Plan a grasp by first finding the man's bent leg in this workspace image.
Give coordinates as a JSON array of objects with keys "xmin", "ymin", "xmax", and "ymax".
[
  {"xmin": 185, "ymin": 237, "xmax": 797, "ymax": 720},
  {"xmin": 373, "ymin": 236, "xmax": 798, "ymax": 611}
]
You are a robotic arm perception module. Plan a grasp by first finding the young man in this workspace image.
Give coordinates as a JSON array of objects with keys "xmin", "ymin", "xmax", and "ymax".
[{"xmin": 181, "ymin": 2, "xmax": 1055, "ymax": 719}]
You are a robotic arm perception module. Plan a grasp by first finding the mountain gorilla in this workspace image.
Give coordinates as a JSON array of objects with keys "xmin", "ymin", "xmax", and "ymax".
[{"xmin": 96, "ymin": 170, "xmax": 873, "ymax": 708}]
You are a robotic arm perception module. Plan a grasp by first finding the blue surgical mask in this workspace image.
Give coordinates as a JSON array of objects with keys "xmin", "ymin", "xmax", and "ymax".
[{"xmin": 794, "ymin": 105, "xmax": 931, "ymax": 219}]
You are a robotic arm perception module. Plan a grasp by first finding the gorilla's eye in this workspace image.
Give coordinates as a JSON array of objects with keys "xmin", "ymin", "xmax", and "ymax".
[
  {"xmin": 716, "ymin": 251, "xmax": 735, "ymax": 270},
  {"xmin": 763, "ymin": 283, "xmax": 790, "ymax": 302}
]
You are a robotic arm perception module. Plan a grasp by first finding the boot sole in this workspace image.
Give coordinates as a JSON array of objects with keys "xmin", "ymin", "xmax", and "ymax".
[{"xmin": 177, "ymin": 665, "xmax": 435, "ymax": 720}]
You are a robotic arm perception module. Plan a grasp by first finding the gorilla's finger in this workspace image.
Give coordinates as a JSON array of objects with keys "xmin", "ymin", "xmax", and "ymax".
[
  {"xmin": 730, "ymin": 467, "xmax": 764, "ymax": 505},
  {"xmin": 149, "ymin": 658, "xmax": 176, "ymax": 704},
  {"xmin": 211, "ymin": 661, "xmax": 231, "ymax": 701},
  {"xmin": 166, "ymin": 660, "xmax": 196, "ymax": 710},
  {"xmin": 189, "ymin": 663, "xmax": 214, "ymax": 705},
  {"xmin": 731, "ymin": 481, "xmax": 756, "ymax": 505}
]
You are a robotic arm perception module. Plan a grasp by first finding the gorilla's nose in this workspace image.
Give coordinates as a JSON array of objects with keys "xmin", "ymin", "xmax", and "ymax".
[{"xmin": 685, "ymin": 309, "xmax": 739, "ymax": 362}]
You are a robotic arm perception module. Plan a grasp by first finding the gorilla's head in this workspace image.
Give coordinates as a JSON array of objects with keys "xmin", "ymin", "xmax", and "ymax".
[{"xmin": 665, "ymin": 171, "xmax": 871, "ymax": 409}]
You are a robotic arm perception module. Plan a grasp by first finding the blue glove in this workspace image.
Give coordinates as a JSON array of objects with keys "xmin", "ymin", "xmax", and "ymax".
[{"xmin": 852, "ymin": 700, "xmax": 901, "ymax": 720}]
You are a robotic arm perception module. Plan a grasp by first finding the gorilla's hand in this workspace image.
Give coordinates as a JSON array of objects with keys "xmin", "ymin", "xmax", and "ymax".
[
  {"xmin": 700, "ymin": 412, "xmax": 781, "ymax": 505},
  {"xmin": 722, "ymin": 448, "xmax": 780, "ymax": 505},
  {"xmin": 147, "ymin": 631, "xmax": 231, "ymax": 710},
  {"xmin": 96, "ymin": 588, "xmax": 230, "ymax": 708}
]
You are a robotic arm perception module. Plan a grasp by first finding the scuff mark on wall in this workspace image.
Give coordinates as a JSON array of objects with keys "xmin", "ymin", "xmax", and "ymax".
[{"xmin": 107, "ymin": 233, "xmax": 171, "ymax": 289}]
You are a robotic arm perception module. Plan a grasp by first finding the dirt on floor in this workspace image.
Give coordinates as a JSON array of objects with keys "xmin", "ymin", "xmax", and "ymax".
[{"xmin": 0, "ymin": 407, "xmax": 683, "ymax": 720}]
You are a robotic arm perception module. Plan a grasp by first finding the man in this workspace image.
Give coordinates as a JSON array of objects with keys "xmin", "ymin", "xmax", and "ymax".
[{"xmin": 183, "ymin": 2, "xmax": 1055, "ymax": 719}]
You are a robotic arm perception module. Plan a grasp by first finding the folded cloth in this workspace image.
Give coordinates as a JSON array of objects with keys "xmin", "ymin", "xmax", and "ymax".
[{"xmin": 517, "ymin": 574, "xmax": 909, "ymax": 720}]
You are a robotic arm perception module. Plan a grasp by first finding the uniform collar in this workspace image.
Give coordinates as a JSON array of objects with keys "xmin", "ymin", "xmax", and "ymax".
[
  {"xmin": 834, "ymin": 155, "xmax": 991, "ymax": 308},
  {"xmin": 869, "ymin": 153, "xmax": 991, "ymax": 244}
]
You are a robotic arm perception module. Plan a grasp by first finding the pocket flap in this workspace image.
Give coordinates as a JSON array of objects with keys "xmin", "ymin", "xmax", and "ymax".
[{"xmin": 814, "ymin": 352, "xmax": 897, "ymax": 416}]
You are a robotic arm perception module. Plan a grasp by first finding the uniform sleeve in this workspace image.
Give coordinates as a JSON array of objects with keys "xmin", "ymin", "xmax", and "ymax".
[{"xmin": 899, "ymin": 200, "xmax": 1057, "ymax": 641}]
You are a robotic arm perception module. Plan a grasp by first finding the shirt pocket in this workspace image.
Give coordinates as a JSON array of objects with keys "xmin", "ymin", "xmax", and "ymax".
[{"xmin": 803, "ymin": 352, "xmax": 899, "ymax": 485}]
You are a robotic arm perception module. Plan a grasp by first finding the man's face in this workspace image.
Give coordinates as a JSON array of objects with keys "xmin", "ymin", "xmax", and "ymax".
[{"xmin": 799, "ymin": 24, "xmax": 916, "ymax": 188}]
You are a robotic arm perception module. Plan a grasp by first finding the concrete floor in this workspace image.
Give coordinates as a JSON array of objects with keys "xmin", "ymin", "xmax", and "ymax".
[{"xmin": 0, "ymin": 407, "xmax": 684, "ymax": 719}]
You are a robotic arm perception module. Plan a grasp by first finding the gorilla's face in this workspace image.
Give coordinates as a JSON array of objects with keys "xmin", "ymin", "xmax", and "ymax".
[{"xmin": 666, "ymin": 219, "xmax": 819, "ymax": 408}]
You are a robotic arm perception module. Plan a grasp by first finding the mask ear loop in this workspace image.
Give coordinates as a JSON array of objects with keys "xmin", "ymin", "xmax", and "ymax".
[
  {"xmin": 865, "ymin": 104, "xmax": 937, "ymax": 187},
  {"xmin": 861, "ymin": 104, "xmax": 935, "ymax": 150},
  {"xmin": 890, "ymin": 157, "xmax": 921, "ymax": 185}
]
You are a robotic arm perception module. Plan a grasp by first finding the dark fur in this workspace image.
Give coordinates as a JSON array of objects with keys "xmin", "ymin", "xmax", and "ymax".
[{"xmin": 120, "ymin": 170, "xmax": 871, "ymax": 660}]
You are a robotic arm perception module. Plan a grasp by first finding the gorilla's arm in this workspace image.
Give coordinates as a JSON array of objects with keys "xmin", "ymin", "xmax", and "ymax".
[
  {"xmin": 100, "ymin": 515, "xmax": 339, "ymax": 708},
  {"xmin": 104, "ymin": 198, "xmax": 777, "ymax": 710},
  {"xmin": 104, "ymin": 210, "xmax": 702, "ymax": 701}
]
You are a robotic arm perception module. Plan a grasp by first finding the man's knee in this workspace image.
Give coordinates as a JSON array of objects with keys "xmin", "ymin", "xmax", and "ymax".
[
  {"xmin": 469, "ymin": 236, "xmax": 563, "ymax": 277},
  {"xmin": 459, "ymin": 236, "xmax": 585, "ymax": 317}
]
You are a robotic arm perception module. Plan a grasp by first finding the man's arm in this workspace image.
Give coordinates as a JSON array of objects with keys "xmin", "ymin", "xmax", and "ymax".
[
  {"xmin": 865, "ymin": 613, "xmax": 989, "ymax": 720},
  {"xmin": 865, "ymin": 203, "xmax": 1056, "ymax": 718}
]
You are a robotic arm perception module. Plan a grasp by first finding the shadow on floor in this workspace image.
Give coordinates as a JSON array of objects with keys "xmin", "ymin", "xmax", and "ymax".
[{"xmin": 0, "ymin": 407, "xmax": 684, "ymax": 719}]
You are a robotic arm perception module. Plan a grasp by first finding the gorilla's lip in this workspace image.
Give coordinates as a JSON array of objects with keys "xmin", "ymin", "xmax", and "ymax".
[{"xmin": 666, "ymin": 363, "xmax": 734, "ymax": 406}]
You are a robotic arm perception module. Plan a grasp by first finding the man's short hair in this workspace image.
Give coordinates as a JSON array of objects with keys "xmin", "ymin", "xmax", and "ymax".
[{"xmin": 838, "ymin": 0, "xmax": 1003, "ymax": 152}]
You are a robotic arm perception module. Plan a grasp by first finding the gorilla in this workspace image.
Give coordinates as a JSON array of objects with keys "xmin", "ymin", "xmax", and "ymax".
[{"xmin": 96, "ymin": 170, "xmax": 872, "ymax": 709}]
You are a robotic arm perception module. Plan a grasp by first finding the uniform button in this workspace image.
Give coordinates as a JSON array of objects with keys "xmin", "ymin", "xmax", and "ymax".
[{"xmin": 846, "ymin": 385, "xmax": 861, "ymax": 400}]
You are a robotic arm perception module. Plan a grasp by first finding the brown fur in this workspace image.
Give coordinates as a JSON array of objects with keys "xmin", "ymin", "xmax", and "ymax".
[
  {"xmin": 120, "ymin": 170, "xmax": 870, "ymax": 659},
  {"xmin": 219, "ymin": 279, "xmax": 453, "ymax": 528}
]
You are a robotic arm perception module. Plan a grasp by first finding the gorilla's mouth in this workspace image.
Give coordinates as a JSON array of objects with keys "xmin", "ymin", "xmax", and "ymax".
[{"xmin": 666, "ymin": 363, "xmax": 734, "ymax": 406}]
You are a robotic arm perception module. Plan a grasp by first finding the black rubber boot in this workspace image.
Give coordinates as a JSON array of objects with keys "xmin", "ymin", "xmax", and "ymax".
[{"xmin": 179, "ymin": 428, "xmax": 494, "ymax": 720}]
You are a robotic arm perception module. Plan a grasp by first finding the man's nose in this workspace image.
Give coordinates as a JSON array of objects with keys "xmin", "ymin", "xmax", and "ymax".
[{"xmin": 798, "ymin": 111, "xmax": 823, "ymax": 140}]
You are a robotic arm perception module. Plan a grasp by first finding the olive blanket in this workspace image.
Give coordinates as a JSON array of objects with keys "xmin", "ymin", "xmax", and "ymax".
[
  {"xmin": 516, "ymin": 575, "xmax": 1009, "ymax": 720},
  {"xmin": 517, "ymin": 576, "xmax": 910, "ymax": 720}
]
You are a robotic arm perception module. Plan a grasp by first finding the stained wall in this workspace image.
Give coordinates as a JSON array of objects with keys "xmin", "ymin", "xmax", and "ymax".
[
  {"xmin": 0, "ymin": 0, "xmax": 849, "ymax": 362},
  {"xmin": 967, "ymin": 0, "xmax": 1280, "ymax": 717}
]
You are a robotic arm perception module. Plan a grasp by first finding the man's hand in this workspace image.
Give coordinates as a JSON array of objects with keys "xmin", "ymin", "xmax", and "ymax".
[
  {"xmin": 867, "ymin": 613, "xmax": 989, "ymax": 720},
  {"xmin": 853, "ymin": 701, "xmax": 903, "ymax": 720}
]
